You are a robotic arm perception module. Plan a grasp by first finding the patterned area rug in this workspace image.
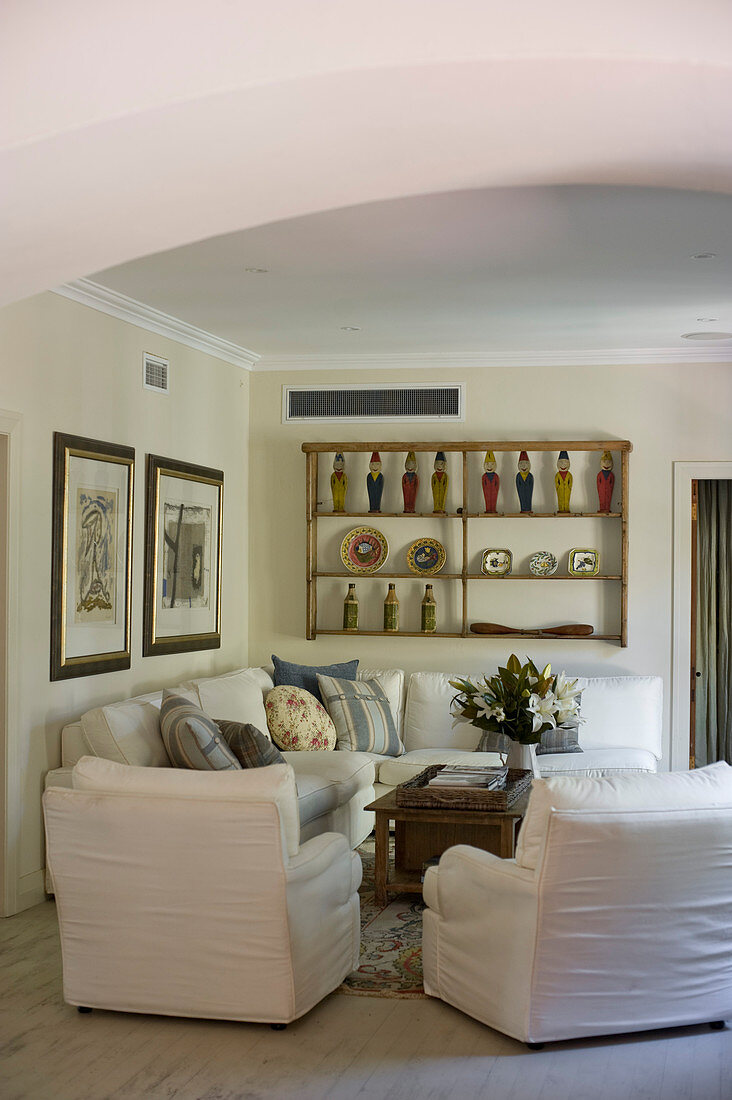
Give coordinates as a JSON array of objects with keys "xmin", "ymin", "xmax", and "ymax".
[{"xmin": 340, "ymin": 837, "xmax": 427, "ymax": 998}]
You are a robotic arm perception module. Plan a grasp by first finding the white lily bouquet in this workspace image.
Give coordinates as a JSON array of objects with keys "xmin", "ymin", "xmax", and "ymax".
[{"xmin": 449, "ymin": 655, "xmax": 582, "ymax": 751}]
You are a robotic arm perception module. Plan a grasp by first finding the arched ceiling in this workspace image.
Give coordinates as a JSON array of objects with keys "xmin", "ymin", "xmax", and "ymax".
[{"xmin": 3, "ymin": 2, "xmax": 732, "ymax": 311}]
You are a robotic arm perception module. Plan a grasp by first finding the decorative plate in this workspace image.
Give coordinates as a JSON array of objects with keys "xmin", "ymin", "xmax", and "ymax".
[
  {"xmin": 568, "ymin": 548, "xmax": 600, "ymax": 576},
  {"xmin": 340, "ymin": 527, "xmax": 389, "ymax": 574},
  {"xmin": 406, "ymin": 538, "xmax": 446, "ymax": 576},
  {"xmin": 529, "ymin": 550, "xmax": 559, "ymax": 577},
  {"xmin": 480, "ymin": 548, "xmax": 513, "ymax": 576}
]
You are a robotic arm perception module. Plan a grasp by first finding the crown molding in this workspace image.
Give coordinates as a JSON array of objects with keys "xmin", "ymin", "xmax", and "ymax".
[
  {"xmin": 52, "ymin": 279, "xmax": 260, "ymax": 370},
  {"xmin": 256, "ymin": 347, "xmax": 732, "ymax": 370}
]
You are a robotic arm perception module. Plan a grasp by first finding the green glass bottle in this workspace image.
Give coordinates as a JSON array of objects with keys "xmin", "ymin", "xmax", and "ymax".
[
  {"xmin": 421, "ymin": 584, "xmax": 437, "ymax": 633},
  {"xmin": 343, "ymin": 583, "xmax": 358, "ymax": 631},
  {"xmin": 384, "ymin": 583, "xmax": 399, "ymax": 632}
]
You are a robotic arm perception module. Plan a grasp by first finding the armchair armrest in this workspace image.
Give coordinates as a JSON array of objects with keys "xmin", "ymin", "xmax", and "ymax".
[
  {"xmin": 423, "ymin": 844, "xmax": 536, "ymax": 919},
  {"xmin": 286, "ymin": 831, "xmax": 362, "ymax": 900}
]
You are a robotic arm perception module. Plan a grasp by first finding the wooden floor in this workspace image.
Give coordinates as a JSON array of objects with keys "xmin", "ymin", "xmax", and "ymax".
[{"xmin": 1, "ymin": 901, "xmax": 730, "ymax": 1100}]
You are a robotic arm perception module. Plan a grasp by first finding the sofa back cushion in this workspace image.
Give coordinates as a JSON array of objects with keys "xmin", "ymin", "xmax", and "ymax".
[
  {"xmin": 71, "ymin": 755, "xmax": 301, "ymax": 857},
  {"xmin": 572, "ymin": 676, "xmax": 663, "ymax": 758},
  {"xmin": 80, "ymin": 688, "xmax": 196, "ymax": 767},
  {"xmin": 516, "ymin": 761, "xmax": 732, "ymax": 871},
  {"xmin": 188, "ymin": 668, "xmax": 273, "ymax": 735},
  {"xmin": 403, "ymin": 673, "xmax": 481, "ymax": 752}
]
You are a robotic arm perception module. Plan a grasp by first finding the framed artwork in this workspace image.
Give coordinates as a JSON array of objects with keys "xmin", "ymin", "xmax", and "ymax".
[
  {"xmin": 143, "ymin": 454, "xmax": 223, "ymax": 656},
  {"xmin": 50, "ymin": 432, "xmax": 135, "ymax": 681}
]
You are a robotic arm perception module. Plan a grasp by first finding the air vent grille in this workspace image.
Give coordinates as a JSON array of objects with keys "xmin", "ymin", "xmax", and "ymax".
[
  {"xmin": 143, "ymin": 352, "xmax": 169, "ymax": 394},
  {"xmin": 284, "ymin": 384, "xmax": 463, "ymax": 422}
]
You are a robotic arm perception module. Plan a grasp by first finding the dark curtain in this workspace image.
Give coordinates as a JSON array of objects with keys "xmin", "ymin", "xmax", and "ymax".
[{"xmin": 696, "ymin": 481, "xmax": 732, "ymax": 766}]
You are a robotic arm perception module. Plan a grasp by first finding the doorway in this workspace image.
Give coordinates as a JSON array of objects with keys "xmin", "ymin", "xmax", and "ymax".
[{"xmin": 690, "ymin": 480, "xmax": 732, "ymax": 768}]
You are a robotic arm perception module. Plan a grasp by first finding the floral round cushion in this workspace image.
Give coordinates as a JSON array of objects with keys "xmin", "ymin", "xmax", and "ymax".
[{"xmin": 265, "ymin": 685, "xmax": 337, "ymax": 751}]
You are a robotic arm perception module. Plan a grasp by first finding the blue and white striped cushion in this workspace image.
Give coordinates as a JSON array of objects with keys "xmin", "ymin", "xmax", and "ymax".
[
  {"xmin": 316, "ymin": 675, "xmax": 403, "ymax": 756},
  {"xmin": 160, "ymin": 690, "xmax": 241, "ymax": 770}
]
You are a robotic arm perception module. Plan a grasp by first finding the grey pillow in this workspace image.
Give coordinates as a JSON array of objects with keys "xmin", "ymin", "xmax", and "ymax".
[
  {"xmin": 215, "ymin": 720, "xmax": 285, "ymax": 769},
  {"xmin": 160, "ymin": 691, "xmax": 242, "ymax": 770},
  {"xmin": 476, "ymin": 721, "xmax": 583, "ymax": 757},
  {"xmin": 271, "ymin": 655, "xmax": 358, "ymax": 705}
]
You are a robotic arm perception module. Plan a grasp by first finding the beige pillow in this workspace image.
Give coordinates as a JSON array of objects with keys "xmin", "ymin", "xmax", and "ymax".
[{"xmin": 265, "ymin": 685, "xmax": 336, "ymax": 751}]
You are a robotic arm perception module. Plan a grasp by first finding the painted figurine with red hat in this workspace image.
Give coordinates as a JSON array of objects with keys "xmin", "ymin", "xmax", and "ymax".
[
  {"xmin": 367, "ymin": 451, "xmax": 384, "ymax": 512},
  {"xmin": 481, "ymin": 450, "xmax": 500, "ymax": 513},
  {"xmin": 330, "ymin": 452, "xmax": 348, "ymax": 512},
  {"xmin": 597, "ymin": 450, "xmax": 615, "ymax": 512},
  {"xmin": 515, "ymin": 451, "xmax": 534, "ymax": 512},
  {"xmin": 402, "ymin": 451, "xmax": 419, "ymax": 513},
  {"xmin": 431, "ymin": 451, "xmax": 449, "ymax": 513},
  {"xmin": 554, "ymin": 450, "xmax": 573, "ymax": 512}
]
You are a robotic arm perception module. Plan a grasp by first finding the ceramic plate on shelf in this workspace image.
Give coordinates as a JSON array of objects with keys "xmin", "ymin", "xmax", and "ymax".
[
  {"xmin": 340, "ymin": 527, "xmax": 389, "ymax": 574},
  {"xmin": 406, "ymin": 538, "xmax": 446, "ymax": 575},
  {"xmin": 529, "ymin": 550, "xmax": 558, "ymax": 577},
  {"xmin": 568, "ymin": 547, "xmax": 600, "ymax": 576},
  {"xmin": 480, "ymin": 548, "xmax": 513, "ymax": 576}
]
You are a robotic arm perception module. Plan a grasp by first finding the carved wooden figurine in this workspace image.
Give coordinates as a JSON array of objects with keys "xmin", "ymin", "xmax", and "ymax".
[
  {"xmin": 515, "ymin": 451, "xmax": 534, "ymax": 513},
  {"xmin": 431, "ymin": 451, "xmax": 449, "ymax": 513},
  {"xmin": 366, "ymin": 451, "xmax": 384, "ymax": 513},
  {"xmin": 481, "ymin": 449, "xmax": 500, "ymax": 513},
  {"xmin": 401, "ymin": 451, "xmax": 419, "ymax": 513},
  {"xmin": 597, "ymin": 450, "xmax": 615, "ymax": 512},
  {"xmin": 554, "ymin": 450, "xmax": 573, "ymax": 513},
  {"xmin": 330, "ymin": 452, "xmax": 348, "ymax": 512}
]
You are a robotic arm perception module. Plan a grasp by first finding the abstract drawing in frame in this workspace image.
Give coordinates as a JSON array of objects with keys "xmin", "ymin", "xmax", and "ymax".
[
  {"xmin": 50, "ymin": 432, "xmax": 135, "ymax": 681},
  {"xmin": 143, "ymin": 454, "xmax": 223, "ymax": 656}
]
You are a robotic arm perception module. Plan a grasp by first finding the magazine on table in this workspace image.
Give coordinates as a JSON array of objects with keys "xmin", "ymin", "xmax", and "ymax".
[{"xmin": 427, "ymin": 764, "xmax": 509, "ymax": 789}]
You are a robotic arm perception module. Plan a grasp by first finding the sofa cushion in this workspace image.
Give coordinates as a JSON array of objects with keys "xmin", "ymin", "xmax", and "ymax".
[
  {"xmin": 358, "ymin": 668, "xmax": 406, "ymax": 742},
  {"xmin": 403, "ymin": 673, "xmax": 482, "ymax": 752},
  {"xmin": 377, "ymin": 748, "xmax": 504, "ymax": 787},
  {"xmin": 283, "ymin": 749, "xmax": 376, "ymax": 807},
  {"xmin": 79, "ymin": 688, "xmax": 196, "ymax": 767},
  {"xmin": 190, "ymin": 668, "xmax": 272, "ymax": 736},
  {"xmin": 515, "ymin": 761, "xmax": 732, "ymax": 872},
  {"xmin": 295, "ymin": 773, "xmax": 341, "ymax": 827},
  {"xmin": 71, "ymin": 756, "xmax": 300, "ymax": 857},
  {"xmin": 266, "ymin": 686, "xmax": 337, "ymax": 751},
  {"xmin": 272, "ymin": 655, "xmax": 358, "ymax": 704},
  {"xmin": 317, "ymin": 675, "xmax": 403, "ymax": 756},
  {"xmin": 216, "ymin": 720, "xmax": 285, "ymax": 769},
  {"xmin": 160, "ymin": 692, "xmax": 242, "ymax": 771},
  {"xmin": 537, "ymin": 747, "xmax": 658, "ymax": 778},
  {"xmin": 572, "ymin": 675, "xmax": 663, "ymax": 759}
]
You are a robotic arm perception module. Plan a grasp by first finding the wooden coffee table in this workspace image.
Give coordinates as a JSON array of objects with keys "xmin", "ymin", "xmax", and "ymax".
[{"xmin": 365, "ymin": 788, "xmax": 529, "ymax": 907}]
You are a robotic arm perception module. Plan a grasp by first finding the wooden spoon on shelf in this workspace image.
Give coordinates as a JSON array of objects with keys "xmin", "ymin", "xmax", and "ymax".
[{"xmin": 470, "ymin": 622, "xmax": 594, "ymax": 637}]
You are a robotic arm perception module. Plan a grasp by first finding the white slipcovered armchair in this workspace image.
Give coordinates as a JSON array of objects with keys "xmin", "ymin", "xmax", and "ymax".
[
  {"xmin": 422, "ymin": 763, "xmax": 732, "ymax": 1046},
  {"xmin": 44, "ymin": 758, "xmax": 361, "ymax": 1026}
]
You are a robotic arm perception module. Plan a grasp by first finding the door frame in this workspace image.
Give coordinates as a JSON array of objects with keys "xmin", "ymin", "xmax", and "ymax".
[
  {"xmin": 672, "ymin": 461, "xmax": 732, "ymax": 772},
  {"xmin": 0, "ymin": 410, "xmax": 22, "ymax": 917}
]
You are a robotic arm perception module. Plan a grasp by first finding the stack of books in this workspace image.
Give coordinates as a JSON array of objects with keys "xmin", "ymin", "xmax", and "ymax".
[{"xmin": 427, "ymin": 764, "xmax": 509, "ymax": 790}]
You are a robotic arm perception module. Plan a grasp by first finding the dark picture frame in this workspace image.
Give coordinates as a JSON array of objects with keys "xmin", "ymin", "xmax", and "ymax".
[
  {"xmin": 50, "ymin": 432, "xmax": 135, "ymax": 681},
  {"xmin": 143, "ymin": 454, "xmax": 223, "ymax": 656}
]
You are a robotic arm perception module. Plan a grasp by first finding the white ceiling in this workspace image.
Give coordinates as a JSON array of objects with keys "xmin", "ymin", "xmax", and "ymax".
[{"xmin": 88, "ymin": 185, "xmax": 732, "ymax": 362}]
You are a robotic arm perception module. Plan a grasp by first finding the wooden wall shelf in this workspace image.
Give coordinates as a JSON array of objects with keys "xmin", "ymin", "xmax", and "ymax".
[{"xmin": 303, "ymin": 440, "xmax": 631, "ymax": 645}]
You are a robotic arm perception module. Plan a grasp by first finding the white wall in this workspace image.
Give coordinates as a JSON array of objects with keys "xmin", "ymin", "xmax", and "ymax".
[
  {"xmin": 0, "ymin": 293, "xmax": 250, "ymax": 913},
  {"xmin": 249, "ymin": 362, "xmax": 732, "ymax": 768}
]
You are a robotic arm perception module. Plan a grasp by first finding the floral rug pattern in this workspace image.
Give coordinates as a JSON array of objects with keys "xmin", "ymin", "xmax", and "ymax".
[{"xmin": 340, "ymin": 838, "xmax": 427, "ymax": 998}]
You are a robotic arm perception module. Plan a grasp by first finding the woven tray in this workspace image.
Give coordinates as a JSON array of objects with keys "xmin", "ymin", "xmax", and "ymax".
[{"xmin": 395, "ymin": 764, "xmax": 534, "ymax": 811}]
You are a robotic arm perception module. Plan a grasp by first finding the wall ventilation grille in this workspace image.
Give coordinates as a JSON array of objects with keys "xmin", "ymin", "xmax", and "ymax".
[
  {"xmin": 143, "ymin": 352, "xmax": 169, "ymax": 394},
  {"xmin": 283, "ymin": 383, "xmax": 463, "ymax": 422}
]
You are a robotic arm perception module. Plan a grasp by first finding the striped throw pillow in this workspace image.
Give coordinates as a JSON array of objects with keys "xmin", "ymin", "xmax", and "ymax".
[
  {"xmin": 316, "ymin": 675, "xmax": 403, "ymax": 756},
  {"xmin": 215, "ymin": 720, "xmax": 285, "ymax": 769},
  {"xmin": 160, "ymin": 691, "xmax": 241, "ymax": 770}
]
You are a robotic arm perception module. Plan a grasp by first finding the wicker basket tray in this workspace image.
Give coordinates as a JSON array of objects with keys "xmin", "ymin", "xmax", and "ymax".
[{"xmin": 395, "ymin": 764, "xmax": 534, "ymax": 810}]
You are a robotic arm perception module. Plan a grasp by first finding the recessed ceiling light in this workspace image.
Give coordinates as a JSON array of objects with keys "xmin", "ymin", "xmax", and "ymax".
[
  {"xmin": 681, "ymin": 331, "xmax": 732, "ymax": 341},
  {"xmin": 691, "ymin": 252, "xmax": 717, "ymax": 260},
  {"xmin": 245, "ymin": 267, "xmax": 269, "ymax": 274},
  {"xmin": 340, "ymin": 325, "xmax": 361, "ymax": 332},
  {"xmin": 696, "ymin": 317, "xmax": 718, "ymax": 322}
]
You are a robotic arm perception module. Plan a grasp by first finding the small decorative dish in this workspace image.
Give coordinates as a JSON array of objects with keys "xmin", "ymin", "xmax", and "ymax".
[
  {"xmin": 406, "ymin": 537, "xmax": 446, "ymax": 575},
  {"xmin": 480, "ymin": 548, "xmax": 513, "ymax": 576},
  {"xmin": 568, "ymin": 548, "xmax": 600, "ymax": 576},
  {"xmin": 340, "ymin": 527, "xmax": 389, "ymax": 574},
  {"xmin": 529, "ymin": 550, "xmax": 558, "ymax": 577}
]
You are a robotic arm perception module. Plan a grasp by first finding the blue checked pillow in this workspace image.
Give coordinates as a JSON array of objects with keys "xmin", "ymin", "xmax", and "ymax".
[
  {"xmin": 215, "ymin": 720, "xmax": 285, "ymax": 769},
  {"xmin": 316, "ymin": 675, "xmax": 403, "ymax": 756},
  {"xmin": 160, "ymin": 690, "xmax": 241, "ymax": 770}
]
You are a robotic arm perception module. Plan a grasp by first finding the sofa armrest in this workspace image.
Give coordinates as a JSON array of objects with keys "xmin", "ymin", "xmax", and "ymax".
[{"xmin": 45, "ymin": 767, "xmax": 75, "ymax": 791}]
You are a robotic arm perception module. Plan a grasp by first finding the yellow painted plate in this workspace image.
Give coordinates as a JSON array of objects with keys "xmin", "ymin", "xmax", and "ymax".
[
  {"xmin": 406, "ymin": 538, "xmax": 446, "ymax": 576},
  {"xmin": 341, "ymin": 527, "xmax": 389, "ymax": 574},
  {"xmin": 568, "ymin": 548, "xmax": 600, "ymax": 576}
]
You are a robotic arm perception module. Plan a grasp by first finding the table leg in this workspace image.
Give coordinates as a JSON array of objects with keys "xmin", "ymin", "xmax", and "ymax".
[
  {"xmin": 373, "ymin": 812, "xmax": 389, "ymax": 907},
  {"xmin": 498, "ymin": 816, "xmax": 519, "ymax": 859}
]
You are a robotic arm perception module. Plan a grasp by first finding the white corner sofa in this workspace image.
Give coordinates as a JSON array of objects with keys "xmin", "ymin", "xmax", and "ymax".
[{"xmin": 45, "ymin": 665, "xmax": 663, "ymax": 864}]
